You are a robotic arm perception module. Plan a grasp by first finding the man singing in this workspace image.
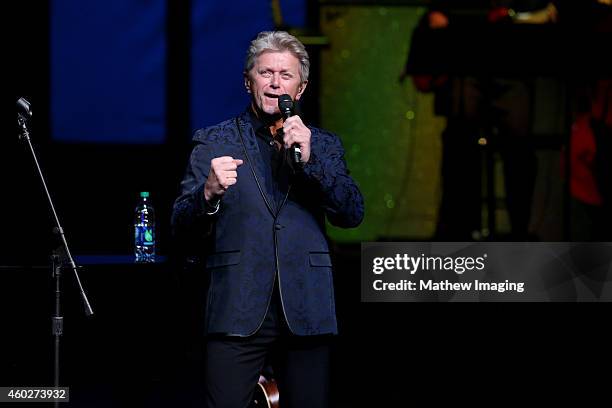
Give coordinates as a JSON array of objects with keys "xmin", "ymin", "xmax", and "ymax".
[{"xmin": 171, "ymin": 31, "xmax": 364, "ymax": 408}]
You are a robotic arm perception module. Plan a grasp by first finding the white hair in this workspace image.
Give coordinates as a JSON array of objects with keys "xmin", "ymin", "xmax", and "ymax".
[{"xmin": 244, "ymin": 31, "xmax": 310, "ymax": 83}]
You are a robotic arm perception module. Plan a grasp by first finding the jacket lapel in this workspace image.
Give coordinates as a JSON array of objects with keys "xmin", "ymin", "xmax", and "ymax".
[
  {"xmin": 276, "ymin": 150, "xmax": 293, "ymax": 215},
  {"xmin": 236, "ymin": 113, "xmax": 277, "ymax": 216}
]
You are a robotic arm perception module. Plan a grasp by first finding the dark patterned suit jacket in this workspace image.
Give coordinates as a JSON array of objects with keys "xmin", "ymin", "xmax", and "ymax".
[{"xmin": 172, "ymin": 111, "xmax": 364, "ymax": 336}]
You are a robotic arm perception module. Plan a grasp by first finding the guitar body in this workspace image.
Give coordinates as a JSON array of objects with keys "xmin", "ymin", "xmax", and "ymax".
[{"xmin": 251, "ymin": 375, "xmax": 279, "ymax": 408}]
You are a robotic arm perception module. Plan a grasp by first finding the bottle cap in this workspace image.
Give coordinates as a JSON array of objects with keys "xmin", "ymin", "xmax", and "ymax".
[{"xmin": 140, "ymin": 191, "xmax": 150, "ymax": 198}]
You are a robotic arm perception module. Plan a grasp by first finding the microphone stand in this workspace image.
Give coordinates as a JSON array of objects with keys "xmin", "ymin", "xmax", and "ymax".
[{"xmin": 17, "ymin": 105, "xmax": 93, "ymax": 404}]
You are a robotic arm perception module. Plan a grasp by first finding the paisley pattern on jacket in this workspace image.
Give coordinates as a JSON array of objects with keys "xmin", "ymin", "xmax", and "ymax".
[{"xmin": 172, "ymin": 111, "xmax": 364, "ymax": 336}]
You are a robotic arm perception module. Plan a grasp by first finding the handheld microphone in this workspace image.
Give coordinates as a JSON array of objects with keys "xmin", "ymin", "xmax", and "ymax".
[
  {"xmin": 278, "ymin": 94, "xmax": 302, "ymax": 164},
  {"xmin": 17, "ymin": 97, "xmax": 32, "ymax": 119}
]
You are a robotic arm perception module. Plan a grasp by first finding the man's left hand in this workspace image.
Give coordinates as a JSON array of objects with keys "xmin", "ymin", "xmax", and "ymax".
[{"xmin": 282, "ymin": 116, "xmax": 311, "ymax": 163}]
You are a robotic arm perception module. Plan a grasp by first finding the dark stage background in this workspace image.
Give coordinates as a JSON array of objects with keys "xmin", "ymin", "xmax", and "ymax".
[{"xmin": 2, "ymin": 1, "xmax": 611, "ymax": 406}]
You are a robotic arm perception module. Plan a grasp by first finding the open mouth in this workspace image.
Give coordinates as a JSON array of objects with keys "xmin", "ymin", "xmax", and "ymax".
[{"xmin": 264, "ymin": 93, "xmax": 280, "ymax": 99}]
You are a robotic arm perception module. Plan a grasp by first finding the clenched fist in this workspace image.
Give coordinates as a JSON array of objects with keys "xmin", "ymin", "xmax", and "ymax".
[{"xmin": 204, "ymin": 156, "xmax": 244, "ymax": 202}]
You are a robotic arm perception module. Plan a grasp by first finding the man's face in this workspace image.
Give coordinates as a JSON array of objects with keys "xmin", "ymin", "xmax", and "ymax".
[{"xmin": 245, "ymin": 50, "xmax": 307, "ymax": 116}]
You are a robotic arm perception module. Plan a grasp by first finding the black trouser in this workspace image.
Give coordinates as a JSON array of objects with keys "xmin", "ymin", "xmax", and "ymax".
[{"xmin": 204, "ymin": 290, "xmax": 331, "ymax": 408}]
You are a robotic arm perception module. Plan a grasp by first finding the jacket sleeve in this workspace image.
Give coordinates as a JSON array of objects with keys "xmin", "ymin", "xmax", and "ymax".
[
  {"xmin": 171, "ymin": 136, "xmax": 218, "ymax": 242},
  {"xmin": 301, "ymin": 131, "xmax": 365, "ymax": 228}
]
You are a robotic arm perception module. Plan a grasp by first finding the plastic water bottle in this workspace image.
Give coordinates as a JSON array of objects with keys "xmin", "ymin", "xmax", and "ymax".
[{"xmin": 134, "ymin": 191, "xmax": 155, "ymax": 263}]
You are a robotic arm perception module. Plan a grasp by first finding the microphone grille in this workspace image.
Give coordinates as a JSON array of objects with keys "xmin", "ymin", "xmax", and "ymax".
[
  {"xmin": 278, "ymin": 94, "xmax": 293, "ymax": 111},
  {"xmin": 17, "ymin": 97, "xmax": 32, "ymax": 118}
]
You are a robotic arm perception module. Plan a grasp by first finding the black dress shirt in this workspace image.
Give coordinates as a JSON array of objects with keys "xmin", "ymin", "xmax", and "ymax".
[{"xmin": 247, "ymin": 107, "xmax": 290, "ymax": 207}]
